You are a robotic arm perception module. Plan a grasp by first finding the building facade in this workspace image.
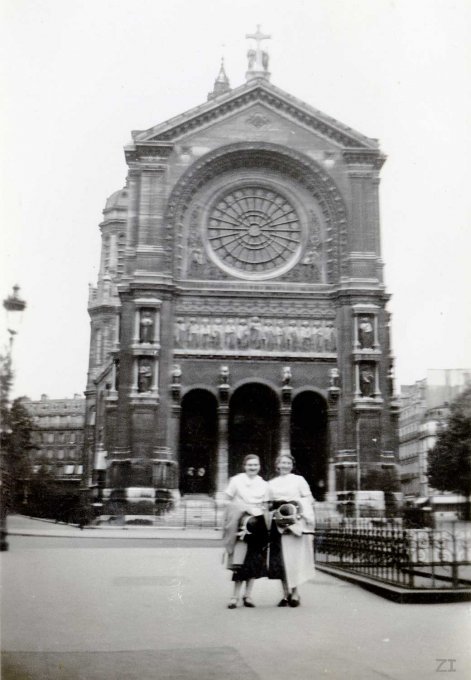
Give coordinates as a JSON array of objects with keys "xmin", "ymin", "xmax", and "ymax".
[
  {"xmin": 398, "ymin": 369, "xmax": 471, "ymax": 499},
  {"xmin": 23, "ymin": 394, "xmax": 85, "ymax": 484},
  {"xmin": 84, "ymin": 35, "xmax": 399, "ymax": 512}
]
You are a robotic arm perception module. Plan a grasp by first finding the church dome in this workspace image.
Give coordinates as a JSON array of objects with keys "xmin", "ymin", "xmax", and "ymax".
[{"xmin": 104, "ymin": 187, "xmax": 127, "ymax": 211}]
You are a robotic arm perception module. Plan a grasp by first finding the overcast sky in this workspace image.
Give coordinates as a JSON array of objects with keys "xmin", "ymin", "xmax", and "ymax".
[{"xmin": 1, "ymin": 0, "xmax": 470, "ymax": 400}]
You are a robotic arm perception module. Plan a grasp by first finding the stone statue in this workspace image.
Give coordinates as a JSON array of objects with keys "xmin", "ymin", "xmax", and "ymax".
[
  {"xmin": 200, "ymin": 318, "xmax": 211, "ymax": 349},
  {"xmin": 171, "ymin": 364, "xmax": 182, "ymax": 384},
  {"xmin": 114, "ymin": 359, "xmax": 120, "ymax": 392},
  {"xmin": 249, "ymin": 316, "xmax": 261, "ymax": 349},
  {"xmin": 275, "ymin": 320, "xmax": 285, "ymax": 350},
  {"xmin": 220, "ymin": 365, "xmax": 230, "ymax": 385},
  {"xmin": 286, "ymin": 321, "xmax": 299, "ymax": 352},
  {"xmin": 237, "ymin": 319, "xmax": 249, "ymax": 349},
  {"xmin": 358, "ymin": 316, "xmax": 374, "ymax": 349},
  {"xmin": 359, "ymin": 366, "xmax": 375, "ymax": 397},
  {"xmin": 300, "ymin": 321, "xmax": 311, "ymax": 351},
  {"xmin": 325, "ymin": 322, "xmax": 337, "ymax": 352},
  {"xmin": 211, "ymin": 318, "xmax": 223, "ymax": 349},
  {"xmin": 224, "ymin": 318, "xmax": 237, "ymax": 350},
  {"xmin": 189, "ymin": 318, "xmax": 199, "ymax": 348},
  {"xmin": 175, "ymin": 318, "xmax": 187, "ymax": 348},
  {"xmin": 138, "ymin": 359, "xmax": 153, "ymax": 393},
  {"xmin": 190, "ymin": 247, "xmax": 204, "ymax": 271},
  {"xmin": 247, "ymin": 48, "xmax": 256, "ymax": 69},
  {"xmin": 329, "ymin": 367, "xmax": 340, "ymax": 389},
  {"xmin": 139, "ymin": 309, "xmax": 154, "ymax": 343},
  {"xmin": 387, "ymin": 366, "xmax": 395, "ymax": 397},
  {"xmin": 264, "ymin": 319, "xmax": 275, "ymax": 351},
  {"xmin": 282, "ymin": 366, "xmax": 292, "ymax": 386},
  {"xmin": 311, "ymin": 321, "xmax": 322, "ymax": 352}
]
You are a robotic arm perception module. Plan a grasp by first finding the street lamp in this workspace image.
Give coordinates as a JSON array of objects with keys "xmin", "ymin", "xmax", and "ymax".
[
  {"xmin": 1, "ymin": 285, "xmax": 27, "ymax": 551},
  {"xmin": 4, "ymin": 285, "xmax": 27, "ymax": 352}
]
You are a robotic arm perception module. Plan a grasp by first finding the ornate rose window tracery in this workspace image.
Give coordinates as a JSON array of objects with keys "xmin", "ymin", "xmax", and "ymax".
[{"xmin": 205, "ymin": 186, "xmax": 303, "ymax": 279}]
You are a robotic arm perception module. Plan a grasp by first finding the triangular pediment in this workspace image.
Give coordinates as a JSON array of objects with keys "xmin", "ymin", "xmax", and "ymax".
[{"xmin": 130, "ymin": 80, "xmax": 378, "ymax": 150}]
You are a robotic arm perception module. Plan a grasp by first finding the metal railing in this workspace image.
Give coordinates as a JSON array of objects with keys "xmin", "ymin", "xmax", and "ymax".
[
  {"xmin": 314, "ymin": 523, "xmax": 471, "ymax": 589},
  {"xmin": 97, "ymin": 499, "xmax": 223, "ymax": 529}
]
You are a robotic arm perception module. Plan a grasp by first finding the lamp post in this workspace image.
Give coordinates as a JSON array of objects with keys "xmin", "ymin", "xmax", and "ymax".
[{"xmin": 1, "ymin": 285, "xmax": 27, "ymax": 551}]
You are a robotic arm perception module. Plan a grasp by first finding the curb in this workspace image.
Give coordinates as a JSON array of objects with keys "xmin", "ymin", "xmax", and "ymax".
[{"xmin": 316, "ymin": 565, "xmax": 471, "ymax": 604}]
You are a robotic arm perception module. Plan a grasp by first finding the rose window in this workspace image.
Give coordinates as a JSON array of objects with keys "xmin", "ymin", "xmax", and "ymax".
[{"xmin": 206, "ymin": 187, "xmax": 302, "ymax": 275}]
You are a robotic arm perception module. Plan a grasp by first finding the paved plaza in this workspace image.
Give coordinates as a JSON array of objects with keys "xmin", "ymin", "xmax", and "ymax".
[{"xmin": 1, "ymin": 517, "xmax": 471, "ymax": 679}]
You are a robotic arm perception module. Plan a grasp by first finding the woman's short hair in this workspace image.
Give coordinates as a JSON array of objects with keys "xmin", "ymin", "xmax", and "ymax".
[
  {"xmin": 275, "ymin": 453, "xmax": 296, "ymax": 469},
  {"xmin": 242, "ymin": 454, "xmax": 260, "ymax": 466}
]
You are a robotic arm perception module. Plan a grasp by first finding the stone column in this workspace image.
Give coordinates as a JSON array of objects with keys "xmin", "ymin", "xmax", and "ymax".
[
  {"xmin": 327, "ymin": 404, "xmax": 339, "ymax": 502},
  {"xmin": 168, "ymin": 371, "xmax": 182, "ymax": 466},
  {"xmin": 216, "ymin": 366, "xmax": 231, "ymax": 496},
  {"xmin": 280, "ymin": 367, "xmax": 292, "ymax": 455},
  {"xmin": 280, "ymin": 403, "xmax": 291, "ymax": 455},
  {"xmin": 216, "ymin": 405, "xmax": 229, "ymax": 494}
]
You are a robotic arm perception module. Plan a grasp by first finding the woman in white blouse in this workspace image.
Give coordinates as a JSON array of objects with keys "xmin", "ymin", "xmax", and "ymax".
[
  {"xmin": 267, "ymin": 453, "xmax": 315, "ymax": 607},
  {"xmin": 223, "ymin": 454, "xmax": 269, "ymax": 609}
]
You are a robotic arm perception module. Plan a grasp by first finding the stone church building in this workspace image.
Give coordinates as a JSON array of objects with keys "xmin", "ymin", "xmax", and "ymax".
[{"xmin": 84, "ymin": 31, "xmax": 399, "ymax": 513}]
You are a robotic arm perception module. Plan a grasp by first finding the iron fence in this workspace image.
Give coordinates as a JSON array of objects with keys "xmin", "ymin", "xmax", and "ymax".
[
  {"xmin": 314, "ymin": 523, "xmax": 471, "ymax": 589},
  {"xmin": 96, "ymin": 500, "xmax": 223, "ymax": 529}
]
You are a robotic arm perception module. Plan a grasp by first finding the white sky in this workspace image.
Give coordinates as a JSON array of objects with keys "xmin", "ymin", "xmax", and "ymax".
[{"xmin": 1, "ymin": 0, "xmax": 470, "ymax": 400}]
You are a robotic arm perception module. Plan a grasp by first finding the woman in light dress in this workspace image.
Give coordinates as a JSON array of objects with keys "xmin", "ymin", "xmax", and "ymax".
[
  {"xmin": 267, "ymin": 453, "xmax": 315, "ymax": 607},
  {"xmin": 223, "ymin": 454, "xmax": 269, "ymax": 609}
]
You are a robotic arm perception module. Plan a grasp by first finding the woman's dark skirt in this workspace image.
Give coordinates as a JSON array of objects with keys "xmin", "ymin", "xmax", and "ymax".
[
  {"xmin": 267, "ymin": 519, "xmax": 286, "ymax": 580},
  {"xmin": 232, "ymin": 515, "xmax": 269, "ymax": 582}
]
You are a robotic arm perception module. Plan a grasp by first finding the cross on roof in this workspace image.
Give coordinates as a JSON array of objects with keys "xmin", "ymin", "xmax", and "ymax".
[
  {"xmin": 245, "ymin": 24, "xmax": 271, "ymax": 52},
  {"xmin": 245, "ymin": 25, "xmax": 271, "ymax": 81}
]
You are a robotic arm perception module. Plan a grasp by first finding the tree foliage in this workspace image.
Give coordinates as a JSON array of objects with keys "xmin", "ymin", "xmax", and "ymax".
[
  {"xmin": 0, "ymin": 351, "xmax": 13, "ymax": 421},
  {"xmin": 427, "ymin": 385, "xmax": 471, "ymax": 518},
  {"xmin": 1, "ymin": 352, "xmax": 35, "ymax": 511}
]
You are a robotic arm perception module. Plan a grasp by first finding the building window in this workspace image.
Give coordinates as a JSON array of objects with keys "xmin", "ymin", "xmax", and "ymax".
[
  {"xmin": 206, "ymin": 186, "xmax": 302, "ymax": 278},
  {"xmin": 117, "ymin": 233, "xmax": 126, "ymax": 275}
]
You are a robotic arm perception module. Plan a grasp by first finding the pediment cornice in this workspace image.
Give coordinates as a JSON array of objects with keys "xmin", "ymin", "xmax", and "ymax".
[{"xmin": 129, "ymin": 80, "xmax": 379, "ymax": 151}]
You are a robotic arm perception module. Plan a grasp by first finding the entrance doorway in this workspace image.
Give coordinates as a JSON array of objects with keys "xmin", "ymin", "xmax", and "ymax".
[
  {"xmin": 290, "ymin": 390, "xmax": 328, "ymax": 500},
  {"xmin": 179, "ymin": 389, "xmax": 218, "ymax": 495},
  {"xmin": 229, "ymin": 383, "xmax": 280, "ymax": 479}
]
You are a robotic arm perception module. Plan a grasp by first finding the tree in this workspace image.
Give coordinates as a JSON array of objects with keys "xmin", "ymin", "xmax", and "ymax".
[
  {"xmin": 1, "ymin": 351, "xmax": 35, "ymax": 511},
  {"xmin": 427, "ymin": 385, "xmax": 471, "ymax": 520},
  {"xmin": 6, "ymin": 398, "xmax": 35, "ymax": 507},
  {"xmin": 1, "ymin": 351, "xmax": 14, "ymax": 520}
]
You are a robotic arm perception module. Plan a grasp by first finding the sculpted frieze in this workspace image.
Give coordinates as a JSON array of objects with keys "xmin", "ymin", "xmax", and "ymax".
[{"xmin": 173, "ymin": 315, "xmax": 337, "ymax": 354}]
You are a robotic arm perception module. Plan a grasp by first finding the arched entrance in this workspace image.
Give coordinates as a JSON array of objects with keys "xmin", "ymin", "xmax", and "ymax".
[
  {"xmin": 290, "ymin": 391, "xmax": 328, "ymax": 500},
  {"xmin": 229, "ymin": 383, "xmax": 280, "ymax": 479},
  {"xmin": 179, "ymin": 389, "xmax": 218, "ymax": 495}
]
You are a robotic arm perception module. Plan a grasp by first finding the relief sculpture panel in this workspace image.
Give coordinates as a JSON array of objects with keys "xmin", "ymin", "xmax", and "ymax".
[{"xmin": 173, "ymin": 315, "xmax": 337, "ymax": 355}]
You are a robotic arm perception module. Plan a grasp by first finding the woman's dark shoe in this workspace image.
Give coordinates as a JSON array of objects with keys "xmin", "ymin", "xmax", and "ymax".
[
  {"xmin": 289, "ymin": 596, "xmax": 301, "ymax": 607},
  {"xmin": 277, "ymin": 598, "xmax": 290, "ymax": 607},
  {"xmin": 227, "ymin": 598, "xmax": 238, "ymax": 609},
  {"xmin": 243, "ymin": 597, "xmax": 255, "ymax": 608}
]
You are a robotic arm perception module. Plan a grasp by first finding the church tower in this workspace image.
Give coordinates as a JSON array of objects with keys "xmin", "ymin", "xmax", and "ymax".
[{"xmin": 84, "ymin": 28, "xmax": 399, "ymax": 515}]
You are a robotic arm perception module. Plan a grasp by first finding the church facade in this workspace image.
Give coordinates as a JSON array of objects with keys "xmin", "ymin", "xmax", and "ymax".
[{"xmin": 84, "ymin": 34, "xmax": 399, "ymax": 513}]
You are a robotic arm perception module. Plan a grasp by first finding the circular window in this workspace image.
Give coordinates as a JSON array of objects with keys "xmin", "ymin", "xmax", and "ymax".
[{"xmin": 206, "ymin": 186, "xmax": 302, "ymax": 277}]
